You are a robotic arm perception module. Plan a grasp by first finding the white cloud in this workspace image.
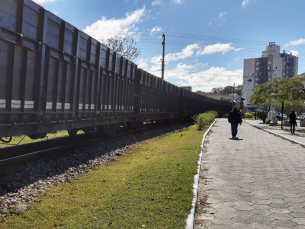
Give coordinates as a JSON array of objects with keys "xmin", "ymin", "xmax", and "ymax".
[
  {"xmin": 164, "ymin": 66, "xmax": 242, "ymax": 92},
  {"xmin": 176, "ymin": 63, "xmax": 195, "ymax": 71},
  {"xmin": 83, "ymin": 7, "xmax": 145, "ymax": 41},
  {"xmin": 152, "ymin": 0, "xmax": 162, "ymax": 6},
  {"xmin": 219, "ymin": 12, "xmax": 226, "ymax": 18},
  {"xmin": 208, "ymin": 12, "xmax": 227, "ymax": 26},
  {"xmin": 197, "ymin": 62, "xmax": 208, "ymax": 67},
  {"xmin": 289, "ymin": 50, "xmax": 299, "ymax": 56},
  {"xmin": 137, "ymin": 43, "xmax": 242, "ymax": 92},
  {"xmin": 150, "ymin": 43, "xmax": 200, "ymax": 66},
  {"xmin": 171, "ymin": 0, "xmax": 183, "ymax": 4},
  {"xmin": 242, "ymin": 0, "xmax": 250, "ymax": 7},
  {"xmin": 135, "ymin": 59, "xmax": 149, "ymax": 69},
  {"xmin": 168, "ymin": 43, "xmax": 200, "ymax": 61},
  {"xmin": 284, "ymin": 38, "xmax": 305, "ymax": 47},
  {"xmin": 197, "ymin": 43, "xmax": 243, "ymax": 55},
  {"xmin": 150, "ymin": 27, "xmax": 162, "ymax": 35}
]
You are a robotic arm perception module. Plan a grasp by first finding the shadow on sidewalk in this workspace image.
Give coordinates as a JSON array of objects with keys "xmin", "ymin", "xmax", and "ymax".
[{"xmin": 229, "ymin": 137, "xmax": 243, "ymax": 141}]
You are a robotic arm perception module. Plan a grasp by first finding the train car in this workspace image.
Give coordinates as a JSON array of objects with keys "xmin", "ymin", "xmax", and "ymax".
[
  {"xmin": 0, "ymin": 0, "xmax": 231, "ymax": 142},
  {"xmin": 135, "ymin": 69, "xmax": 181, "ymax": 123},
  {"xmin": 0, "ymin": 0, "xmax": 137, "ymax": 140}
]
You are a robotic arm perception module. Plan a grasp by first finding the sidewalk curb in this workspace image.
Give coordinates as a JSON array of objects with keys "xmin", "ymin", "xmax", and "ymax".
[
  {"xmin": 245, "ymin": 121, "xmax": 305, "ymax": 148},
  {"xmin": 185, "ymin": 120, "xmax": 216, "ymax": 229}
]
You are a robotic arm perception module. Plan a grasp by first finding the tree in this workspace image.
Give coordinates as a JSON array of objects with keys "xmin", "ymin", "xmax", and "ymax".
[
  {"xmin": 249, "ymin": 75, "xmax": 305, "ymax": 113},
  {"xmin": 249, "ymin": 79, "xmax": 277, "ymax": 110},
  {"xmin": 103, "ymin": 36, "xmax": 140, "ymax": 60},
  {"xmin": 211, "ymin": 85, "xmax": 242, "ymax": 95},
  {"xmin": 212, "ymin": 87, "xmax": 223, "ymax": 94}
]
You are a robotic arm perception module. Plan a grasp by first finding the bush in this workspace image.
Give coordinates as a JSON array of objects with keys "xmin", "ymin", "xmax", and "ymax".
[
  {"xmin": 193, "ymin": 111, "xmax": 218, "ymax": 131},
  {"xmin": 257, "ymin": 111, "xmax": 268, "ymax": 123},
  {"xmin": 244, "ymin": 113, "xmax": 253, "ymax": 119}
]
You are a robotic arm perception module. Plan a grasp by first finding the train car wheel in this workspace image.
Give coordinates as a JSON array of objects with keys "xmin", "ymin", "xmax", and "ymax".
[
  {"xmin": 0, "ymin": 137, "xmax": 12, "ymax": 143},
  {"xmin": 28, "ymin": 133, "xmax": 47, "ymax": 140},
  {"xmin": 68, "ymin": 129, "xmax": 78, "ymax": 136}
]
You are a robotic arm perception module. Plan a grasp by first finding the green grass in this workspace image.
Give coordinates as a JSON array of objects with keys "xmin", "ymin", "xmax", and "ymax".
[
  {"xmin": 297, "ymin": 130, "xmax": 305, "ymax": 133},
  {"xmin": 0, "ymin": 124, "xmax": 206, "ymax": 229},
  {"xmin": 0, "ymin": 131, "xmax": 85, "ymax": 148},
  {"xmin": 263, "ymin": 123, "xmax": 281, "ymax": 126}
]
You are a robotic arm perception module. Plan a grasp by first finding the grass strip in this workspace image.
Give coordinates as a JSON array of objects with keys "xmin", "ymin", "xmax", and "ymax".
[
  {"xmin": 263, "ymin": 123, "xmax": 281, "ymax": 126},
  {"xmin": 0, "ymin": 125, "xmax": 207, "ymax": 228}
]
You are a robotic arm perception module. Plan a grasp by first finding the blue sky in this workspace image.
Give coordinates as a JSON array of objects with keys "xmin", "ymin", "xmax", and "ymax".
[{"xmin": 33, "ymin": 0, "xmax": 305, "ymax": 92}]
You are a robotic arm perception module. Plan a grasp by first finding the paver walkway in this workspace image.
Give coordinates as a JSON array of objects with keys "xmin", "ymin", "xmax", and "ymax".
[{"xmin": 194, "ymin": 119, "xmax": 305, "ymax": 229}]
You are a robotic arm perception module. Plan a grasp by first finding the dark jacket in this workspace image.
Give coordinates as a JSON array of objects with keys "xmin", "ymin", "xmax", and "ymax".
[
  {"xmin": 289, "ymin": 112, "xmax": 297, "ymax": 125},
  {"xmin": 228, "ymin": 109, "xmax": 242, "ymax": 124}
]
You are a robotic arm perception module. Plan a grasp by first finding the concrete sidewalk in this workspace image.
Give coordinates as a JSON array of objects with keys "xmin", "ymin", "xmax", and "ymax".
[
  {"xmin": 246, "ymin": 119, "xmax": 305, "ymax": 147},
  {"xmin": 194, "ymin": 119, "xmax": 305, "ymax": 229}
]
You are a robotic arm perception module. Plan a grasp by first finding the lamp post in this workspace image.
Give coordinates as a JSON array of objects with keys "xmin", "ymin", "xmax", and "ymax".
[
  {"xmin": 281, "ymin": 100, "xmax": 284, "ymax": 129},
  {"xmin": 232, "ymin": 83, "xmax": 235, "ymax": 110}
]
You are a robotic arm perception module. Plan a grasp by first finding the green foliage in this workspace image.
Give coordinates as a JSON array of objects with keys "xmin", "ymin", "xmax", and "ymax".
[
  {"xmin": 249, "ymin": 74, "xmax": 305, "ymax": 111},
  {"xmin": 257, "ymin": 111, "xmax": 268, "ymax": 123},
  {"xmin": 249, "ymin": 80, "xmax": 274, "ymax": 108},
  {"xmin": 193, "ymin": 111, "xmax": 218, "ymax": 130},
  {"xmin": 244, "ymin": 113, "xmax": 253, "ymax": 119},
  {"xmin": 211, "ymin": 85, "xmax": 243, "ymax": 96}
]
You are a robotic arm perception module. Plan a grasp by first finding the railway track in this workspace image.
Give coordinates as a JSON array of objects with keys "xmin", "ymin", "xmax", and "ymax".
[
  {"xmin": 0, "ymin": 134, "xmax": 97, "ymax": 164},
  {"xmin": 0, "ymin": 123, "xmax": 163, "ymax": 165}
]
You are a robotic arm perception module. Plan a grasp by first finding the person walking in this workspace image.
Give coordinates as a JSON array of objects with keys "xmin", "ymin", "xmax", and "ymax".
[
  {"xmin": 228, "ymin": 107, "xmax": 242, "ymax": 139},
  {"xmin": 289, "ymin": 111, "xmax": 297, "ymax": 134}
]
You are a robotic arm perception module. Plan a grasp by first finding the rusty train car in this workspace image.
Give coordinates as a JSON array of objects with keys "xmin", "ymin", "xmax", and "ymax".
[{"xmin": 0, "ymin": 0, "xmax": 231, "ymax": 141}]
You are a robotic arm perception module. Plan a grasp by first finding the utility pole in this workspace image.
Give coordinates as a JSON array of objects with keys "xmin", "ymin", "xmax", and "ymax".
[
  {"xmin": 161, "ymin": 33, "xmax": 165, "ymax": 80},
  {"xmin": 232, "ymin": 83, "xmax": 235, "ymax": 110}
]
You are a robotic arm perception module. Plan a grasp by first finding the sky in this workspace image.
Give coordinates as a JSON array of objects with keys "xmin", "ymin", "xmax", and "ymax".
[{"xmin": 32, "ymin": 0, "xmax": 305, "ymax": 93}]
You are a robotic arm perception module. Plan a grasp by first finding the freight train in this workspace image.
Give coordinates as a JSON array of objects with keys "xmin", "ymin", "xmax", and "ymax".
[{"xmin": 0, "ymin": 0, "xmax": 231, "ymax": 142}]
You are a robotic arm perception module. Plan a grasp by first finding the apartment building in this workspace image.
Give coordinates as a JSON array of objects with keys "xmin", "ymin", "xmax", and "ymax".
[{"xmin": 242, "ymin": 42, "xmax": 298, "ymax": 108}]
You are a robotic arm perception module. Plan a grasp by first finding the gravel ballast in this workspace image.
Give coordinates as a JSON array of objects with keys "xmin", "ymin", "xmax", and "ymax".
[{"xmin": 0, "ymin": 123, "xmax": 190, "ymax": 216}]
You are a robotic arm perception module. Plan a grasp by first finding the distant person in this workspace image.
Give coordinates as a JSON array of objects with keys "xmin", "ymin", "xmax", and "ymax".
[
  {"xmin": 289, "ymin": 111, "xmax": 297, "ymax": 134},
  {"xmin": 228, "ymin": 107, "xmax": 243, "ymax": 139}
]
